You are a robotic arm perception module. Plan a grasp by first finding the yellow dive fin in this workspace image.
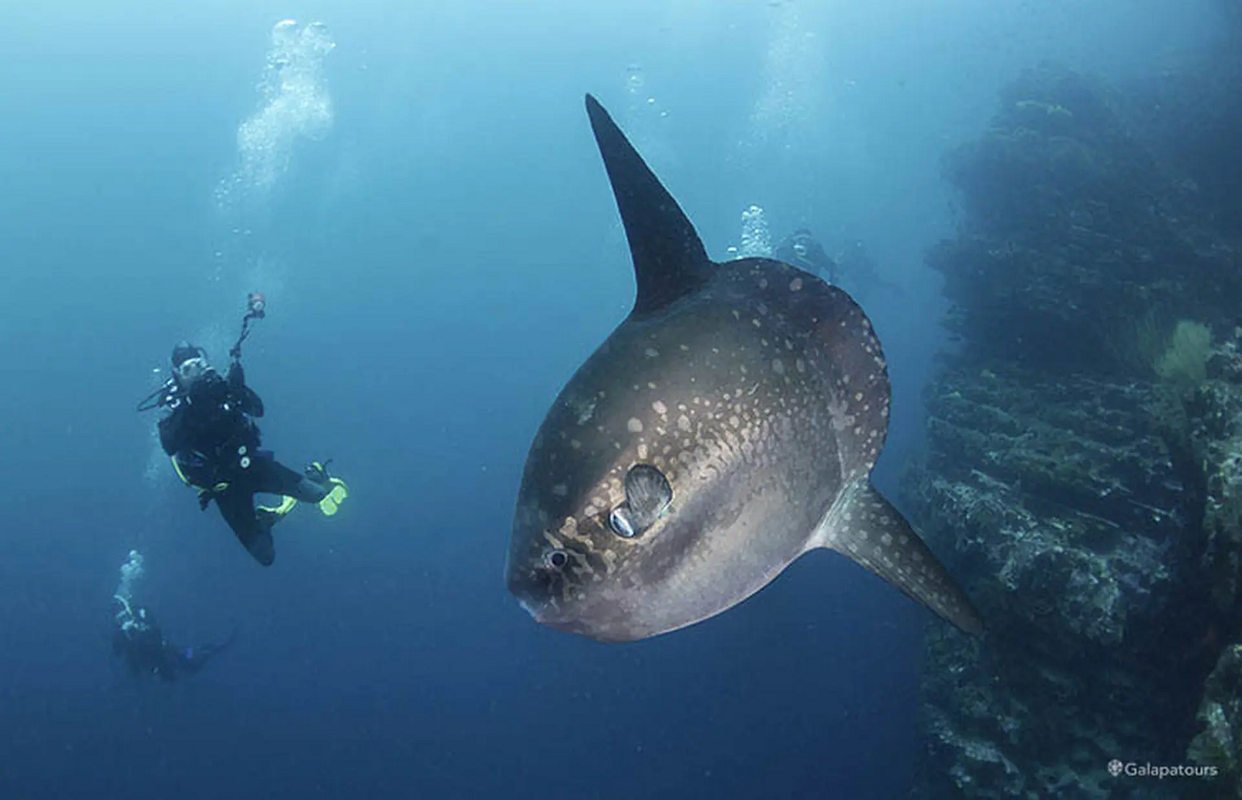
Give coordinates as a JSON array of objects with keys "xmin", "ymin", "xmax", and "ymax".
[
  {"xmin": 318, "ymin": 477, "xmax": 349, "ymax": 517},
  {"xmin": 257, "ymin": 494, "xmax": 298, "ymax": 519}
]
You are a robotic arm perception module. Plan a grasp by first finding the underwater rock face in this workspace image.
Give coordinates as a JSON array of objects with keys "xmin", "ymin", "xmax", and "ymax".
[
  {"xmin": 930, "ymin": 67, "xmax": 1241, "ymax": 379},
  {"xmin": 907, "ymin": 366, "xmax": 1208, "ymax": 800},
  {"xmin": 1189, "ymin": 643, "xmax": 1242, "ymax": 791},
  {"xmin": 909, "ymin": 64, "xmax": 1242, "ymax": 800}
]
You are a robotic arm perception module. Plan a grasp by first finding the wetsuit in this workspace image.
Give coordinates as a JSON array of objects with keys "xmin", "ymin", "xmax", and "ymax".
[
  {"xmin": 776, "ymin": 229, "xmax": 839, "ymax": 284},
  {"xmin": 158, "ymin": 359, "xmax": 327, "ymax": 565},
  {"xmin": 112, "ymin": 612, "xmax": 236, "ymax": 681}
]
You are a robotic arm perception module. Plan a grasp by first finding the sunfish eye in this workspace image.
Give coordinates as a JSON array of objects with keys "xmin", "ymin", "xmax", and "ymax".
[
  {"xmin": 608, "ymin": 464, "xmax": 672, "ymax": 539},
  {"xmin": 543, "ymin": 549, "xmax": 569, "ymax": 569}
]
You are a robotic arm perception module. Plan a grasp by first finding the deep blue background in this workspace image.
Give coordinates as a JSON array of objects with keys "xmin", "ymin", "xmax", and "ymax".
[{"xmin": 0, "ymin": 2, "xmax": 1223, "ymax": 798}]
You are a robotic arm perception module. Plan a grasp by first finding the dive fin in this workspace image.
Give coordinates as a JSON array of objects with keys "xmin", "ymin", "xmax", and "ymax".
[
  {"xmin": 256, "ymin": 495, "xmax": 297, "ymax": 531},
  {"xmin": 585, "ymin": 94, "xmax": 714, "ymax": 317},
  {"xmin": 318, "ymin": 477, "xmax": 349, "ymax": 517},
  {"xmin": 814, "ymin": 479, "xmax": 984, "ymax": 636}
]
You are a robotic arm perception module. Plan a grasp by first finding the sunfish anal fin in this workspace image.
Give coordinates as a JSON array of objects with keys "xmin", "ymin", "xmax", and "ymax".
[
  {"xmin": 814, "ymin": 479, "xmax": 985, "ymax": 636},
  {"xmin": 585, "ymin": 94, "xmax": 713, "ymax": 317}
]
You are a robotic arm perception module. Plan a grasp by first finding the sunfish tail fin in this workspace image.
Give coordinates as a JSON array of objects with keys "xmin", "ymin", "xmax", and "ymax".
[
  {"xmin": 585, "ymin": 93, "xmax": 713, "ymax": 316},
  {"xmin": 816, "ymin": 480, "xmax": 984, "ymax": 636}
]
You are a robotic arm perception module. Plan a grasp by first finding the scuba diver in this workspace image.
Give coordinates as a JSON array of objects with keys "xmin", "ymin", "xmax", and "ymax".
[
  {"xmin": 776, "ymin": 231, "xmax": 905, "ymax": 304},
  {"xmin": 834, "ymin": 239, "xmax": 905, "ymax": 302},
  {"xmin": 775, "ymin": 228, "xmax": 840, "ymax": 285},
  {"xmin": 137, "ymin": 293, "xmax": 349, "ymax": 566},
  {"xmin": 113, "ymin": 601, "xmax": 236, "ymax": 681},
  {"xmin": 111, "ymin": 550, "xmax": 236, "ymax": 681}
]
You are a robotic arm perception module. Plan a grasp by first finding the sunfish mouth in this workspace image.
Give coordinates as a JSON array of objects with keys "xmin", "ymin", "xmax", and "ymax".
[
  {"xmin": 517, "ymin": 599, "xmax": 576, "ymax": 632},
  {"xmin": 512, "ymin": 591, "xmax": 635, "ymax": 641},
  {"xmin": 515, "ymin": 596, "xmax": 548, "ymax": 622}
]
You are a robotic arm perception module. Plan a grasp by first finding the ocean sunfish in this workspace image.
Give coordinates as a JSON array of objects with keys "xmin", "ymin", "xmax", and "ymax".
[{"xmin": 505, "ymin": 94, "xmax": 983, "ymax": 643}]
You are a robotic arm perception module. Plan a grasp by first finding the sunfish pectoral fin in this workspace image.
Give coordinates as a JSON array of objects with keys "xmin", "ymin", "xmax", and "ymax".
[
  {"xmin": 814, "ymin": 480, "xmax": 985, "ymax": 636},
  {"xmin": 584, "ymin": 94, "xmax": 714, "ymax": 317}
]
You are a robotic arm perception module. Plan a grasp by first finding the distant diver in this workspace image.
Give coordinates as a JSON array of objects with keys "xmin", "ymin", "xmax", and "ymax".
[
  {"xmin": 111, "ymin": 551, "xmax": 236, "ymax": 681},
  {"xmin": 113, "ymin": 603, "xmax": 237, "ymax": 681},
  {"xmin": 776, "ymin": 232, "xmax": 905, "ymax": 303},
  {"xmin": 775, "ymin": 228, "xmax": 839, "ymax": 284},
  {"xmin": 833, "ymin": 240, "xmax": 904, "ymax": 303},
  {"xmin": 137, "ymin": 293, "xmax": 349, "ymax": 566}
]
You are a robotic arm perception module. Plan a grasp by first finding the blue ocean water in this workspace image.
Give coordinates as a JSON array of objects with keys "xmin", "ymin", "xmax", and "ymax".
[{"xmin": 0, "ymin": 2, "xmax": 1222, "ymax": 798}]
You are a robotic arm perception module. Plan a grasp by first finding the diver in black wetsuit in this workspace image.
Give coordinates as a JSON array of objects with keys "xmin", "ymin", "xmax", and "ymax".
[
  {"xmin": 155, "ymin": 339, "xmax": 333, "ymax": 566},
  {"xmin": 138, "ymin": 295, "xmax": 348, "ymax": 565},
  {"xmin": 775, "ymin": 228, "xmax": 839, "ymax": 284},
  {"xmin": 112, "ymin": 601, "xmax": 236, "ymax": 681},
  {"xmin": 776, "ymin": 231, "xmax": 904, "ymax": 305}
]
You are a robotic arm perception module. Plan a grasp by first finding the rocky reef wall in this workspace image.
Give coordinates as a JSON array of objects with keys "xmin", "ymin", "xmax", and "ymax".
[{"xmin": 908, "ymin": 62, "xmax": 1242, "ymax": 800}]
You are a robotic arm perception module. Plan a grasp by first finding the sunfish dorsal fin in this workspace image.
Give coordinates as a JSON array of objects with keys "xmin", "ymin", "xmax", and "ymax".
[{"xmin": 585, "ymin": 94, "xmax": 713, "ymax": 316}]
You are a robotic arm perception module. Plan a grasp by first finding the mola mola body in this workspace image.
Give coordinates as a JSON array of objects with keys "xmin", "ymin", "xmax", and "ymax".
[{"xmin": 506, "ymin": 95, "xmax": 983, "ymax": 643}]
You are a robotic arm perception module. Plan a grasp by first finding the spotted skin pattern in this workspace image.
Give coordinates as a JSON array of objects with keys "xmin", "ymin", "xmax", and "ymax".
[{"xmin": 505, "ymin": 96, "xmax": 983, "ymax": 642}]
